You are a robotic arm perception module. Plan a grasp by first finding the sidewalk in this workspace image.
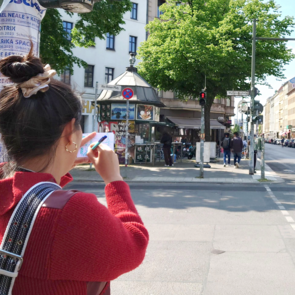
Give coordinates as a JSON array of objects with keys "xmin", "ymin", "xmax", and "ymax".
[{"xmin": 70, "ymin": 157, "xmax": 283, "ymax": 184}]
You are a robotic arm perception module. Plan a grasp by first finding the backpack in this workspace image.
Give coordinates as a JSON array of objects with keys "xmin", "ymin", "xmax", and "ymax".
[{"xmin": 223, "ymin": 138, "xmax": 230, "ymax": 149}]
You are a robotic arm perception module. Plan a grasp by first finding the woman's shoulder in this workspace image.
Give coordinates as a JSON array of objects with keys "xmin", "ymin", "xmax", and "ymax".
[{"xmin": 43, "ymin": 189, "xmax": 99, "ymax": 211}]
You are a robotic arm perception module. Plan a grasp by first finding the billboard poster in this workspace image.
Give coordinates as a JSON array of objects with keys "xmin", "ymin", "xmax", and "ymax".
[
  {"xmin": 102, "ymin": 121, "xmax": 135, "ymax": 164},
  {"xmin": 0, "ymin": 0, "xmax": 46, "ymax": 161},
  {"xmin": 137, "ymin": 105, "xmax": 153, "ymax": 120},
  {"xmin": 0, "ymin": 0, "xmax": 46, "ymax": 91},
  {"xmin": 111, "ymin": 103, "xmax": 135, "ymax": 120}
]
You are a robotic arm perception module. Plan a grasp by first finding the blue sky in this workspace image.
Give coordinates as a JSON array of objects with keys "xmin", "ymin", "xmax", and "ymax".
[{"xmin": 234, "ymin": 0, "xmax": 295, "ymax": 117}]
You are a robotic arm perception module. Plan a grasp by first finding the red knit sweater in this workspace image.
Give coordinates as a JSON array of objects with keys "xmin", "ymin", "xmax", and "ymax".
[{"xmin": 0, "ymin": 171, "xmax": 149, "ymax": 294}]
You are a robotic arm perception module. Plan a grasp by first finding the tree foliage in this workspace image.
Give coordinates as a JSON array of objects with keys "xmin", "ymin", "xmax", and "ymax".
[
  {"xmin": 40, "ymin": 0, "xmax": 132, "ymax": 74},
  {"xmin": 137, "ymin": 0, "xmax": 295, "ymax": 140}
]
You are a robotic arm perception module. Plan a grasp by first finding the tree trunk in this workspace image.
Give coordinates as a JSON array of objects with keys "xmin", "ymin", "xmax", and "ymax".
[{"xmin": 204, "ymin": 103, "xmax": 211, "ymax": 142}]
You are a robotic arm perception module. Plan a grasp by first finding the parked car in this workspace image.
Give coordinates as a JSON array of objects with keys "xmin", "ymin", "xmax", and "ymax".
[
  {"xmin": 288, "ymin": 139, "xmax": 294, "ymax": 147},
  {"xmin": 284, "ymin": 139, "xmax": 289, "ymax": 146},
  {"xmin": 274, "ymin": 138, "xmax": 280, "ymax": 144},
  {"xmin": 292, "ymin": 140, "xmax": 295, "ymax": 148}
]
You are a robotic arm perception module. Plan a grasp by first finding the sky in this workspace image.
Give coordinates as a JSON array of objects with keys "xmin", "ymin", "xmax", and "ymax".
[{"xmin": 234, "ymin": 0, "xmax": 295, "ymax": 119}]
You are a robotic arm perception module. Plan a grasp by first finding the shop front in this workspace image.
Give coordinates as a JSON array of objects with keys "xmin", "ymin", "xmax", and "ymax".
[{"xmin": 97, "ymin": 60, "xmax": 166, "ymax": 164}]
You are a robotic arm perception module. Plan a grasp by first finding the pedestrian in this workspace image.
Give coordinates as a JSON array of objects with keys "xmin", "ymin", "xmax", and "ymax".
[
  {"xmin": 281, "ymin": 137, "xmax": 285, "ymax": 147},
  {"xmin": 0, "ymin": 50, "xmax": 149, "ymax": 294},
  {"xmin": 232, "ymin": 132, "xmax": 243, "ymax": 168},
  {"xmin": 221, "ymin": 133, "xmax": 232, "ymax": 167},
  {"xmin": 161, "ymin": 131, "xmax": 173, "ymax": 166}
]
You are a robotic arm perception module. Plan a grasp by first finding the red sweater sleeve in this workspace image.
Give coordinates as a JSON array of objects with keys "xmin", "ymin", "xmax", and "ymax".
[{"xmin": 50, "ymin": 181, "xmax": 149, "ymax": 281}]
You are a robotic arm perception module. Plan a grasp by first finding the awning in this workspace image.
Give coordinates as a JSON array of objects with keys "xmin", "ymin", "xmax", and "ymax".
[{"xmin": 166, "ymin": 117, "xmax": 225, "ymax": 129}]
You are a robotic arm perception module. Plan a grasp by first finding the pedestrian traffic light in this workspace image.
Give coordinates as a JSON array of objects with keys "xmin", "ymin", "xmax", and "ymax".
[{"xmin": 199, "ymin": 92, "xmax": 206, "ymax": 106}]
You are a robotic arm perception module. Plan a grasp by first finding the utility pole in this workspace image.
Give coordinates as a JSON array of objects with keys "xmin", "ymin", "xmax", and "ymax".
[
  {"xmin": 249, "ymin": 19, "xmax": 295, "ymax": 174},
  {"xmin": 200, "ymin": 104, "xmax": 205, "ymax": 178},
  {"xmin": 93, "ymin": 82, "xmax": 99, "ymax": 132},
  {"xmin": 125, "ymin": 99, "xmax": 129, "ymax": 167},
  {"xmin": 249, "ymin": 19, "xmax": 257, "ymax": 175}
]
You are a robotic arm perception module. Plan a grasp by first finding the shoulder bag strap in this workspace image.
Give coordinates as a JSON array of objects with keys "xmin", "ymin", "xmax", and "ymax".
[{"xmin": 0, "ymin": 181, "xmax": 61, "ymax": 295}]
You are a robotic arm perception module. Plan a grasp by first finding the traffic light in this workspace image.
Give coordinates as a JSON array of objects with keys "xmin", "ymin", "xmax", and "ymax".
[
  {"xmin": 253, "ymin": 114, "xmax": 263, "ymax": 124},
  {"xmin": 253, "ymin": 87, "xmax": 260, "ymax": 97},
  {"xmin": 254, "ymin": 100, "xmax": 263, "ymax": 114},
  {"xmin": 199, "ymin": 92, "xmax": 206, "ymax": 106}
]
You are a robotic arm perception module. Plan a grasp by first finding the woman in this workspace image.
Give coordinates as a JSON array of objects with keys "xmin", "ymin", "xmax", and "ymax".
[{"xmin": 0, "ymin": 50, "xmax": 149, "ymax": 294}]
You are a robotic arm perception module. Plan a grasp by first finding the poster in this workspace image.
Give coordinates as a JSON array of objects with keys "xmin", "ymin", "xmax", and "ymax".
[
  {"xmin": 77, "ymin": 132, "xmax": 114, "ymax": 158},
  {"xmin": 137, "ymin": 105, "xmax": 153, "ymax": 120},
  {"xmin": 111, "ymin": 103, "xmax": 135, "ymax": 120},
  {"xmin": 0, "ymin": 0, "xmax": 46, "ymax": 161},
  {"xmin": 0, "ymin": 0, "xmax": 46, "ymax": 91},
  {"xmin": 102, "ymin": 121, "xmax": 135, "ymax": 164}
]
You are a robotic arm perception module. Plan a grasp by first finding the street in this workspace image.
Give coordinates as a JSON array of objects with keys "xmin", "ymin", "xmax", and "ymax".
[{"xmin": 66, "ymin": 144, "xmax": 295, "ymax": 295}]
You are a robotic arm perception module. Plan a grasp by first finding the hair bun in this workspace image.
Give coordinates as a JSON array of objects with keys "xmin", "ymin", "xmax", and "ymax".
[{"xmin": 0, "ymin": 47, "xmax": 44, "ymax": 84}]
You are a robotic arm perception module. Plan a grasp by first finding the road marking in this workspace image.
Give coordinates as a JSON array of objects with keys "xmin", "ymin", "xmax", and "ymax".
[
  {"xmin": 283, "ymin": 192, "xmax": 295, "ymax": 196},
  {"xmin": 286, "ymin": 216, "xmax": 295, "ymax": 223},
  {"xmin": 265, "ymin": 185, "xmax": 295, "ymax": 231}
]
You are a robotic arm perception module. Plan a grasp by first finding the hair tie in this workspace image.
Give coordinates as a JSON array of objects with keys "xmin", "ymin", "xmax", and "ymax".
[{"xmin": 17, "ymin": 64, "xmax": 56, "ymax": 98}]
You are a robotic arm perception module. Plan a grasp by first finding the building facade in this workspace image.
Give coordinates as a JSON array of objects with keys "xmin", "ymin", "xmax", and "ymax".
[
  {"xmin": 60, "ymin": 0, "xmax": 235, "ymax": 140},
  {"xmin": 263, "ymin": 77, "xmax": 295, "ymax": 140},
  {"xmin": 58, "ymin": 0, "xmax": 148, "ymax": 133}
]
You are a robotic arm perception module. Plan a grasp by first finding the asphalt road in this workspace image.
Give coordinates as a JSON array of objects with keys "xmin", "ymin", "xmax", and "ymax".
[
  {"xmin": 66, "ymin": 178, "xmax": 295, "ymax": 295},
  {"xmin": 265, "ymin": 142, "xmax": 295, "ymax": 184}
]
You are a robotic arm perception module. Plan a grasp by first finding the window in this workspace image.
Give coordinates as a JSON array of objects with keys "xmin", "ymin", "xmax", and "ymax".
[
  {"xmin": 105, "ymin": 67, "xmax": 114, "ymax": 83},
  {"xmin": 131, "ymin": 3, "xmax": 138, "ymax": 20},
  {"xmin": 84, "ymin": 65, "xmax": 94, "ymax": 87},
  {"xmin": 63, "ymin": 21, "xmax": 73, "ymax": 41},
  {"xmin": 157, "ymin": 0, "xmax": 165, "ymax": 17},
  {"xmin": 129, "ymin": 36, "xmax": 137, "ymax": 53},
  {"xmin": 60, "ymin": 68, "xmax": 71, "ymax": 85},
  {"xmin": 106, "ymin": 33, "xmax": 115, "ymax": 50}
]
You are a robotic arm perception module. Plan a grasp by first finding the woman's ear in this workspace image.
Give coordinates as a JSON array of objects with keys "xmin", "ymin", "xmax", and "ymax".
[{"xmin": 62, "ymin": 118, "xmax": 76, "ymax": 144}]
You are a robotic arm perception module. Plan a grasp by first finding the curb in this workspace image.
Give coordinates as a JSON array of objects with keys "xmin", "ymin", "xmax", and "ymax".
[{"xmin": 71, "ymin": 177, "xmax": 277, "ymax": 184}]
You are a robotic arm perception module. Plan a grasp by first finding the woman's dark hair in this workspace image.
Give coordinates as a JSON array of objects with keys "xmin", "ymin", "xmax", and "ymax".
[{"xmin": 0, "ymin": 48, "xmax": 82, "ymax": 177}]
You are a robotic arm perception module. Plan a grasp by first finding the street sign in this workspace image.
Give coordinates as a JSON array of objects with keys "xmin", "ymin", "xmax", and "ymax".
[
  {"xmin": 227, "ymin": 91, "xmax": 250, "ymax": 96},
  {"xmin": 122, "ymin": 88, "xmax": 134, "ymax": 100},
  {"xmin": 99, "ymin": 84, "xmax": 122, "ymax": 91}
]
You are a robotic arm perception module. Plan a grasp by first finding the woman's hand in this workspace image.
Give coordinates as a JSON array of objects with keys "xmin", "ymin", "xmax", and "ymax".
[
  {"xmin": 87, "ymin": 143, "xmax": 123, "ymax": 185},
  {"xmin": 73, "ymin": 132, "xmax": 96, "ymax": 167}
]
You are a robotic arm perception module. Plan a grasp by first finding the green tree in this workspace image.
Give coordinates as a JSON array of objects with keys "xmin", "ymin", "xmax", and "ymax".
[
  {"xmin": 231, "ymin": 124, "xmax": 240, "ymax": 134},
  {"xmin": 40, "ymin": 0, "xmax": 132, "ymax": 74},
  {"xmin": 137, "ymin": 0, "xmax": 294, "ymax": 141}
]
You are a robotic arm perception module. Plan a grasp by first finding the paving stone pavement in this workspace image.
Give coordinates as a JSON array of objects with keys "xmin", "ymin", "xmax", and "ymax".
[{"xmin": 70, "ymin": 156, "xmax": 283, "ymax": 184}]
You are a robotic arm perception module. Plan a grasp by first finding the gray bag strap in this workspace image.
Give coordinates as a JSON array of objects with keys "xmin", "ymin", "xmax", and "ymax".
[{"xmin": 0, "ymin": 181, "xmax": 61, "ymax": 295}]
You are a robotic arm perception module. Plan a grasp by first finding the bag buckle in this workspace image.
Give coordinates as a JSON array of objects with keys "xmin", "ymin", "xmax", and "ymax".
[{"xmin": 0, "ymin": 249, "xmax": 23, "ymax": 278}]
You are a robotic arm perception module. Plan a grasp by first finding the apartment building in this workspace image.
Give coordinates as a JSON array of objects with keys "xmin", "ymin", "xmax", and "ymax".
[
  {"xmin": 264, "ymin": 77, "xmax": 295, "ymax": 139},
  {"xmin": 60, "ymin": 0, "xmax": 234, "ymax": 139}
]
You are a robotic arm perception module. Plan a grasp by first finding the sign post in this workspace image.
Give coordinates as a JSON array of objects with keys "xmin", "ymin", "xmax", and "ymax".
[
  {"xmin": 122, "ymin": 88, "xmax": 134, "ymax": 167},
  {"xmin": 227, "ymin": 91, "xmax": 250, "ymax": 96}
]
